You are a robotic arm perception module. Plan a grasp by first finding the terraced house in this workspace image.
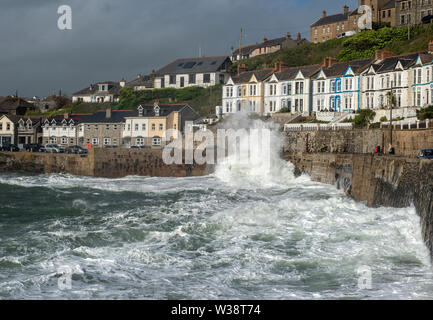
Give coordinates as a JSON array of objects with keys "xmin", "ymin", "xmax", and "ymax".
[
  {"xmin": 220, "ymin": 67, "xmax": 274, "ymax": 117},
  {"xmin": 263, "ymin": 63, "xmax": 321, "ymax": 116},
  {"xmin": 311, "ymin": 57, "xmax": 373, "ymax": 113},
  {"xmin": 122, "ymin": 102, "xmax": 199, "ymax": 147},
  {"xmin": 360, "ymin": 51, "xmax": 420, "ymax": 110},
  {"xmin": 72, "ymin": 81, "xmax": 123, "ymax": 103},
  {"xmin": 407, "ymin": 51, "xmax": 433, "ymax": 107}
]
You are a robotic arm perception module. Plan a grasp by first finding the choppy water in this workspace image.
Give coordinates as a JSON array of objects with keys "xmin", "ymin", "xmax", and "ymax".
[{"xmin": 1, "ymin": 155, "xmax": 433, "ymax": 300}]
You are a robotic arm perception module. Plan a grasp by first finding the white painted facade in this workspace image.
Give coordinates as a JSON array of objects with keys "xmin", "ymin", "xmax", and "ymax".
[
  {"xmin": 42, "ymin": 119, "xmax": 77, "ymax": 145},
  {"xmin": 154, "ymin": 72, "xmax": 226, "ymax": 89},
  {"xmin": 264, "ymin": 71, "xmax": 312, "ymax": 116},
  {"xmin": 312, "ymin": 67, "xmax": 360, "ymax": 113},
  {"xmin": 409, "ymin": 56, "xmax": 433, "ymax": 108}
]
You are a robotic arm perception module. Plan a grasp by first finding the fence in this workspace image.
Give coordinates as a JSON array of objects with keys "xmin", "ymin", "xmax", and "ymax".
[{"xmin": 284, "ymin": 122, "xmax": 353, "ymax": 132}]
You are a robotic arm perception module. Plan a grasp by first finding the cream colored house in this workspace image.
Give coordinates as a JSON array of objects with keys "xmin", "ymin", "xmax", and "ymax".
[{"xmin": 0, "ymin": 115, "xmax": 17, "ymax": 146}]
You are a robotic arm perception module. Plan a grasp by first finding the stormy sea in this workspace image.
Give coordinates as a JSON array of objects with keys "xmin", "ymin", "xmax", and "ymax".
[{"xmin": 1, "ymin": 115, "xmax": 433, "ymax": 300}]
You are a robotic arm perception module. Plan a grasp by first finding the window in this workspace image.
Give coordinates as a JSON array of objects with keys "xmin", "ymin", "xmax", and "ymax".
[
  {"xmin": 7, "ymin": 123, "xmax": 11, "ymax": 130},
  {"xmin": 152, "ymin": 124, "xmax": 156, "ymax": 131},
  {"xmin": 127, "ymin": 124, "xmax": 131, "ymax": 131},
  {"xmin": 114, "ymin": 124, "xmax": 117, "ymax": 130},
  {"xmin": 61, "ymin": 137, "xmax": 68, "ymax": 145},
  {"xmin": 161, "ymin": 78, "xmax": 165, "ymax": 88},
  {"xmin": 237, "ymin": 86, "xmax": 242, "ymax": 97},
  {"xmin": 50, "ymin": 137, "xmax": 57, "ymax": 144},
  {"xmin": 169, "ymin": 75, "xmax": 176, "ymax": 85},
  {"xmin": 295, "ymin": 82, "xmax": 304, "ymax": 94},
  {"xmin": 104, "ymin": 138, "xmax": 111, "ymax": 145},
  {"xmin": 142, "ymin": 123, "xmax": 146, "ymax": 131},
  {"xmin": 203, "ymin": 74, "xmax": 211, "ymax": 83},
  {"xmin": 152, "ymin": 137, "xmax": 161, "ymax": 146},
  {"xmin": 136, "ymin": 138, "xmax": 144, "ymax": 146},
  {"xmin": 330, "ymin": 80, "xmax": 335, "ymax": 93},
  {"xmin": 106, "ymin": 124, "xmax": 110, "ymax": 130},
  {"xmin": 113, "ymin": 139, "xmax": 118, "ymax": 145},
  {"xmin": 94, "ymin": 125, "xmax": 98, "ymax": 130},
  {"xmin": 336, "ymin": 79, "xmax": 341, "ymax": 92},
  {"xmin": 70, "ymin": 138, "xmax": 74, "ymax": 145},
  {"xmin": 159, "ymin": 124, "xmax": 163, "ymax": 130},
  {"xmin": 87, "ymin": 125, "xmax": 90, "ymax": 130},
  {"xmin": 92, "ymin": 138, "xmax": 99, "ymax": 145},
  {"xmin": 135, "ymin": 124, "xmax": 139, "ymax": 131},
  {"xmin": 0, "ymin": 123, "xmax": 2, "ymax": 131},
  {"xmin": 189, "ymin": 74, "xmax": 196, "ymax": 84}
]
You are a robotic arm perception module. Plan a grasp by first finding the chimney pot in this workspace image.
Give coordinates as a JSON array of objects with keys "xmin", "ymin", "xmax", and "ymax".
[
  {"xmin": 322, "ymin": 10, "xmax": 327, "ymax": 18},
  {"xmin": 343, "ymin": 5, "xmax": 349, "ymax": 14},
  {"xmin": 297, "ymin": 32, "xmax": 301, "ymax": 41},
  {"xmin": 263, "ymin": 37, "xmax": 268, "ymax": 42}
]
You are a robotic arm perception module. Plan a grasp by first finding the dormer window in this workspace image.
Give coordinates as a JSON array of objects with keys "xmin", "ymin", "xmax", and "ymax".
[
  {"xmin": 138, "ymin": 105, "xmax": 143, "ymax": 117},
  {"xmin": 154, "ymin": 104, "xmax": 160, "ymax": 117}
]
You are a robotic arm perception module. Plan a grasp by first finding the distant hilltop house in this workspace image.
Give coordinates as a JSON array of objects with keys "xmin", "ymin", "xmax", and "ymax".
[
  {"xmin": 311, "ymin": 1, "xmax": 433, "ymax": 44},
  {"xmin": 231, "ymin": 33, "xmax": 308, "ymax": 62},
  {"xmin": 0, "ymin": 97, "xmax": 36, "ymax": 116},
  {"xmin": 125, "ymin": 74, "xmax": 154, "ymax": 91},
  {"xmin": 152, "ymin": 56, "xmax": 232, "ymax": 89},
  {"xmin": 72, "ymin": 81, "xmax": 124, "ymax": 104},
  {"xmin": 41, "ymin": 101, "xmax": 199, "ymax": 148}
]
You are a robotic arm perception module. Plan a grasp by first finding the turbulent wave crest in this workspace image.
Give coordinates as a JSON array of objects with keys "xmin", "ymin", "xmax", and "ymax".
[{"xmin": 0, "ymin": 114, "xmax": 432, "ymax": 299}]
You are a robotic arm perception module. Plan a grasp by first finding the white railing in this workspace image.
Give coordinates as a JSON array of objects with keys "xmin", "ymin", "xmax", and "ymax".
[
  {"xmin": 284, "ymin": 122, "xmax": 353, "ymax": 132},
  {"xmin": 380, "ymin": 119, "xmax": 429, "ymax": 130}
]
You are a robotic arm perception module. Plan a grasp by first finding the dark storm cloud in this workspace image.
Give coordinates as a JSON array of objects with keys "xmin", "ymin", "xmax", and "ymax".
[{"xmin": 0, "ymin": 0, "xmax": 357, "ymax": 97}]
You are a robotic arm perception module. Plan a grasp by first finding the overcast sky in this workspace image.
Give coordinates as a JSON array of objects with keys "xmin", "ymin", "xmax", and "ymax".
[{"xmin": 0, "ymin": 0, "xmax": 357, "ymax": 97}]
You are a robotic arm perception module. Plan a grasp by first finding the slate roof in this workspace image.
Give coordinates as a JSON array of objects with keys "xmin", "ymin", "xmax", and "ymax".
[
  {"xmin": 0, "ymin": 97, "xmax": 35, "ymax": 112},
  {"xmin": 72, "ymin": 81, "xmax": 122, "ymax": 96},
  {"xmin": 315, "ymin": 59, "xmax": 373, "ymax": 78},
  {"xmin": 44, "ymin": 104, "xmax": 191, "ymax": 124},
  {"xmin": 232, "ymin": 36, "xmax": 306, "ymax": 56},
  {"xmin": 230, "ymin": 69, "xmax": 274, "ymax": 84},
  {"xmin": 311, "ymin": 12, "xmax": 350, "ymax": 27},
  {"xmin": 273, "ymin": 65, "xmax": 321, "ymax": 81},
  {"xmin": 370, "ymin": 53, "xmax": 424, "ymax": 74},
  {"xmin": 126, "ymin": 75, "xmax": 154, "ymax": 89},
  {"xmin": 381, "ymin": 0, "xmax": 396, "ymax": 10},
  {"xmin": 155, "ymin": 56, "xmax": 231, "ymax": 75}
]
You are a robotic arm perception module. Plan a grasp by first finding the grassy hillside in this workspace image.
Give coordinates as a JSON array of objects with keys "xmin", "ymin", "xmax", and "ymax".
[{"xmin": 229, "ymin": 24, "xmax": 433, "ymax": 73}]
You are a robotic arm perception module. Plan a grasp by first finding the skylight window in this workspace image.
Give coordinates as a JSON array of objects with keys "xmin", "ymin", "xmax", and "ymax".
[
  {"xmin": 211, "ymin": 61, "xmax": 217, "ymax": 65},
  {"xmin": 183, "ymin": 61, "xmax": 196, "ymax": 69}
]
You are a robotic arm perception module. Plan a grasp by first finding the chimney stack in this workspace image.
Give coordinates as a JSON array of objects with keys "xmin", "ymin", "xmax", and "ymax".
[
  {"xmin": 263, "ymin": 37, "xmax": 268, "ymax": 43},
  {"xmin": 429, "ymin": 40, "xmax": 433, "ymax": 54},
  {"xmin": 343, "ymin": 5, "xmax": 349, "ymax": 14},
  {"xmin": 297, "ymin": 32, "xmax": 301, "ymax": 41},
  {"xmin": 106, "ymin": 105, "xmax": 112, "ymax": 119},
  {"xmin": 322, "ymin": 10, "xmax": 327, "ymax": 18},
  {"xmin": 275, "ymin": 61, "xmax": 288, "ymax": 72},
  {"xmin": 323, "ymin": 57, "xmax": 338, "ymax": 68},
  {"xmin": 375, "ymin": 49, "xmax": 393, "ymax": 60},
  {"xmin": 120, "ymin": 78, "xmax": 126, "ymax": 88},
  {"xmin": 237, "ymin": 63, "xmax": 247, "ymax": 75},
  {"xmin": 286, "ymin": 32, "xmax": 292, "ymax": 39}
]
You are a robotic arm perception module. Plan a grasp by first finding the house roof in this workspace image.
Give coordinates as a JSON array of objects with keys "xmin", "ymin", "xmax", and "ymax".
[
  {"xmin": 231, "ymin": 69, "xmax": 274, "ymax": 84},
  {"xmin": 44, "ymin": 104, "xmax": 191, "ymax": 124},
  {"xmin": 72, "ymin": 81, "xmax": 122, "ymax": 96},
  {"xmin": 126, "ymin": 75, "xmax": 154, "ymax": 89},
  {"xmin": 155, "ymin": 56, "xmax": 231, "ymax": 75},
  {"xmin": 381, "ymin": 0, "xmax": 396, "ymax": 10},
  {"xmin": 311, "ymin": 12, "xmax": 350, "ymax": 27},
  {"xmin": 0, "ymin": 97, "xmax": 35, "ymax": 112},
  {"xmin": 371, "ymin": 53, "xmax": 423, "ymax": 73},
  {"xmin": 273, "ymin": 65, "xmax": 321, "ymax": 81},
  {"xmin": 316, "ymin": 59, "xmax": 373, "ymax": 78},
  {"xmin": 232, "ymin": 36, "xmax": 306, "ymax": 56}
]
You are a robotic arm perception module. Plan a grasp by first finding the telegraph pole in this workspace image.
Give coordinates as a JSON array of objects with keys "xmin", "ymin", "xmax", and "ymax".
[{"xmin": 239, "ymin": 28, "xmax": 243, "ymax": 60}]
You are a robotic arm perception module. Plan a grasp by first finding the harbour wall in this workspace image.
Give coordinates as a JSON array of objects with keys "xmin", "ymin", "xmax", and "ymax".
[
  {"xmin": 0, "ymin": 148, "xmax": 210, "ymax": 178},
  {"xmin": 284, "ymin": 128, "xmax": 433, "ymax": 157},
  {"xmin": 284, "ymin": 152, "xmax": 433, "ymax": 257}
]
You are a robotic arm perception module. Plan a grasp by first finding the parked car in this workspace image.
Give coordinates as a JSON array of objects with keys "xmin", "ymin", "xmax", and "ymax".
[
  {"xmin": 417, "ymin": 149, "xmax": 433, "ymax": 159},
  {"xmin": 1, "ymin": 144, "xmax": 20, "ymax": 152},
  {"xmin": 44, "ymin": 144, "xmax": 64, "ymax": 153},
  {"xmin": 103, "ymin": 145, "xmax": 119, "ymax": 149},
  {"xmin": 129, "ymin": 145, "xmax": 140, "ymax": 149},
  {"xmin": 65, "ymin": 145, "xmax": 88, "ymax": 154},
  {"xmin": 24, "ymin": 143, "xmax": 44, "ymax": 152},
  {"xmin": 138, "ymin": 145, "xmax": 151, "ymax": 149}
]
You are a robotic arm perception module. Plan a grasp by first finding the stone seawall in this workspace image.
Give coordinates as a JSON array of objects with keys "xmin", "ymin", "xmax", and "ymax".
[
  {"xmin": 284, "ymin": 128, "xmax": 433, "ymax": 157},
  {"xmin": 0, "ymin": 149, "xmax": 211, "ymax": 178},
  {"xmin": 284, "ymin": 152, "xmax": 433, "ymax": 257}
]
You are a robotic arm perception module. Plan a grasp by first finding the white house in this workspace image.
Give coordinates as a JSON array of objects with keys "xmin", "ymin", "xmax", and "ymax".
[
  {"xmin": 263, "ymin": 64, "xmax": 320, "ymax": 116},
  {"xmin": 311, "ymin": 57, "xmax": 372, "ymax": 113},
  {"xmin": 43, "ymin": 115, "xmax": 78, "ymax": 146},
  {"xmin": 360, "ymin": 52, "xmax": 420, "ymax": 112},
  {"xmin": 221, "ymin": 68, "xmax": 274, "ymax": 117},
  {"xmin": 408, "ymin": 53, "xmax": 433, "ymax": 108},
  {"xmin": 153, "ymin": 56, "xmax": 232, "ymax": 89},
  {"xmin": 72, "ymin": 81, "xmax": 123, "ymax": 103}
]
